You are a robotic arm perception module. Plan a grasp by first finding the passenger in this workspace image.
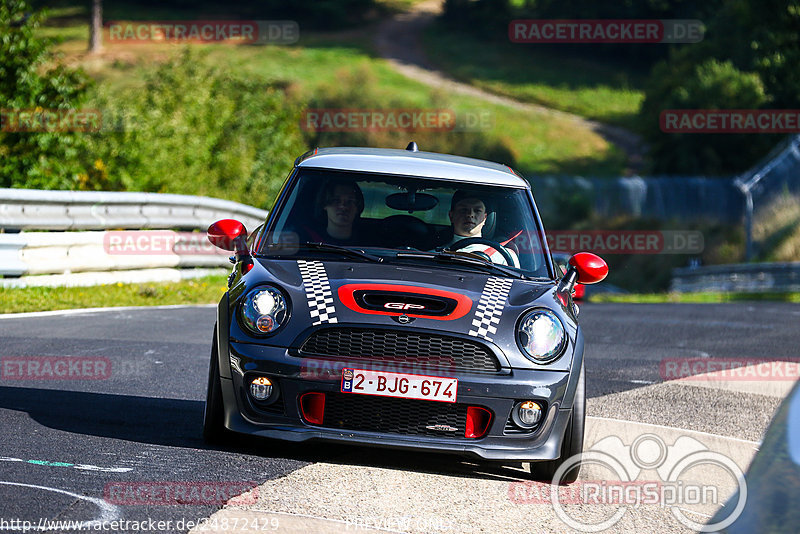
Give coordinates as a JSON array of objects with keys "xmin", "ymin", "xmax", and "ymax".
[{"xmin": 317, "ymin": 180, "xmax": 365, "ymax": 245}]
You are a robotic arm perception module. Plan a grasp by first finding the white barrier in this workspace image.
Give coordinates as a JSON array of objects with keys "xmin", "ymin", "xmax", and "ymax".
[
  {"xmin": 0, "ymin": 231, "xmax": 232, "ymax": 278},
  {"xmin": 0, "ymin": 188, "xmax": 267, "ymax": 231},
  {"xmin": 0, "ymin": 189, "xmax": 268, "ymax": 286}
]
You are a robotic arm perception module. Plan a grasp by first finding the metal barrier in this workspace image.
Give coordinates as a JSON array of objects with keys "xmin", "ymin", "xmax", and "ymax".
[
  {"xmin": 671, "ymin": 262, "xmax": 800, "ymax": 293},
  {"xmin": 0, "ymin": 189, "xmax": 268, "ymax": 286},
  {"xmin": 0, "ymin": 188, "xmax": 267, "ymax": 231}
]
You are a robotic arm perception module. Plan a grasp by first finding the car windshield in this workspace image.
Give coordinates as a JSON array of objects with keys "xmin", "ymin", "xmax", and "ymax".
[{"xmin": 260, "ymin": 168, "xmax": 551, "ymax": 278}]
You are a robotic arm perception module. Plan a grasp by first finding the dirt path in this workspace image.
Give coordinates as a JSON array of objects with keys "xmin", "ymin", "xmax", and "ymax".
[{"xmin": 373, "ymin": 0, "xmax": 646, "ymax": 172}]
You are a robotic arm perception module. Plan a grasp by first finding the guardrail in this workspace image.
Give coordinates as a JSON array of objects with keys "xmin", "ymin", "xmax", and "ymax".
[
  {"xmin": 0, "ymin": 188, "xmax": 267, "ymax": 231},
  {"xmin": 671, "ymin": 262, "xmax": 800, "ymax": 293},
  {"xmin": 0, "ymin": 189, "xmax": 269, "ymax": 287}
]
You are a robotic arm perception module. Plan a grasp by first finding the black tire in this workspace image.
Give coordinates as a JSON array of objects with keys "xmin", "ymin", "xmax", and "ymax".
[
  {"xmin": 529, "ymin": 363, "xmax": 585, "ymax": 484},
  {"xmin": 203, "ymin": 331, "xmax": 229, "ymax": 444}
]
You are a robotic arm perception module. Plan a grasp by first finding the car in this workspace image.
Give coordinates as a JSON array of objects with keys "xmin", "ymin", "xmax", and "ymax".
[
  {"xmin": 202, "ymin": 144, "xmax": 608, "ymax": 482},
  {"xmin": 708, "ymin": 380, "xmax": 800, "ymax": 532},
  {"xmin": 552, "ymin": 253, "xmax": 586, "ymax": 301}
]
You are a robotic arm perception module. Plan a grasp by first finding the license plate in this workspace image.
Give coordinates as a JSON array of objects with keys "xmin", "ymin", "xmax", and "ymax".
[{"xmin": 341, "ymin": 368, "xmax": 457, "ymax": 403}]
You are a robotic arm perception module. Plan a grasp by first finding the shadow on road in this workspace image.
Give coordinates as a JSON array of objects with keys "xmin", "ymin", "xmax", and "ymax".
[
  {"xmin": 0, "ymin": 385, "xmax": 536, "ymax": 482},
  {"xmin": 0, "ymin": 386, "xmax": 209, "ymax": 448}
]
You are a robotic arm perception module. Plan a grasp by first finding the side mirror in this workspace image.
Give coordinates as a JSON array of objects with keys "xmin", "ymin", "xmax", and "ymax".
[
  {"xmin": 208, "ymin": 219, "xmax": 248, "ymax": 253},
  {"xmin": 568, "ymin": 252, "xmax": 608, "ymax": 284},
  {"xmin": 557, "ymin": 252, "xmax": 608, "ymax": 296}
]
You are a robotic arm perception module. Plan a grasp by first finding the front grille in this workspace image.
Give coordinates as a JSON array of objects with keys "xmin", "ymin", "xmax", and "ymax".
[
  {"xmin": 322, "ymin": 392, "xmax": 469, "ymax": 437},
  {"xmin": 298, "ymin": 328, "xmax": 501, "ymax": 373}
]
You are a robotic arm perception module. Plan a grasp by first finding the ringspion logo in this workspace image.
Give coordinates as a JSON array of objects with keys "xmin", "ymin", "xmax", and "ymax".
[{"xmin": 509, "ymin": 433, "xmax": 746, "ymax": 532}]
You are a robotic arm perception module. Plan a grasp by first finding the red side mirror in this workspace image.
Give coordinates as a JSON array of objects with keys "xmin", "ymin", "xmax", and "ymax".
[
  {"xmin": 208, "ymin": 219, "xmax": 247, "ymax": 252},
  {"xmin": 568, "ymin": 252, "xmax": 608, "ymax": 284}
]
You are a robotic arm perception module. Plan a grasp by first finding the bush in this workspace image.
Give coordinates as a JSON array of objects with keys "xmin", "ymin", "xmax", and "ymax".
[
  {"xmin": 304, "ymin": 64, "xmax": 516, "ymax": 166},
  {"xmin": 0, "ymin": 0, "xmax": 92, "ymax": 189},
  {"xmin": 87, "ymin": 49, "xmax": 306, "ymax": 209},
  {"xmin": 640, "ymin": 58, "xmax": 774, "ymax": 175}
]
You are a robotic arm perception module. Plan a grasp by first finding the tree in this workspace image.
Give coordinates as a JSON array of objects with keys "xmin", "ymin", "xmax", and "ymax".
[
  {"xmin": 640, "ymin": 57, "xmax": 772, "ymax": 174},
  {"xmin": 89, "ymin": 0, "xmax": 102, "ymax": 54},
  {"xmin": 638, "ymin": 0, "xmax": 800, "ymax": 174},
  {"xmin": 0, "ymin": 0, "xmax": 92, "ymax": 189}
]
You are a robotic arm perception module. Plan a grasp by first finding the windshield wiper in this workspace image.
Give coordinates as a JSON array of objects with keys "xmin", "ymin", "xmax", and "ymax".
[
  {"xmin": 395, "ymin": 250, "xmax": 525, "ymax": 279},
  {"xmin": 289, "ymin": 242, "xmax": 384, "ymax": 262}
]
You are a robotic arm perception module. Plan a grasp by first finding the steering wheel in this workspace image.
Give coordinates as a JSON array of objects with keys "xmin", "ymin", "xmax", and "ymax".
[{"xmin": 447, "ymin": 237, "xmax": 515, "ymax": 266}]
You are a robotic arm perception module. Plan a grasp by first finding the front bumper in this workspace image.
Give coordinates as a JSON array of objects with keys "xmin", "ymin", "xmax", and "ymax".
[{"xmin": 219, "ymin": 336, "xmax": 583, "ymax": 462}]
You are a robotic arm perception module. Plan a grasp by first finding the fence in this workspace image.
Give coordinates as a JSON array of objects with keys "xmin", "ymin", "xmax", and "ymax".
[
  {"xmin": 527, "ymin": 134, "xmax": 800, "ymax": 226},
  {"xmin": 528, "ymin": 175, "xmax": 743, "ymax": 223}
]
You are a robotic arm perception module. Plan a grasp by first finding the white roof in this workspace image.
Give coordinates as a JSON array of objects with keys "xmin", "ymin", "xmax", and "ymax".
[{"xmin": 297, "ymin": 147, "xmax": 528, "ymax": 188}]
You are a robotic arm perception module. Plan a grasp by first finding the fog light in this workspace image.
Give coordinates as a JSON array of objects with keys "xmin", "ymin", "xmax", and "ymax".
[
  {"xmin": 515, "ymin": 400, "xmax": 543, "ymax": 427},
  {"xmin": 250, "ymin": 377, "xmax": 273, "ymax": 401}
]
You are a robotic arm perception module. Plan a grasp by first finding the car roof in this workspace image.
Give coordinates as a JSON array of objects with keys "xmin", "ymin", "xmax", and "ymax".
[{"xmin": 296, "ymin": 147, "xmax": 529, "ymax": 188}]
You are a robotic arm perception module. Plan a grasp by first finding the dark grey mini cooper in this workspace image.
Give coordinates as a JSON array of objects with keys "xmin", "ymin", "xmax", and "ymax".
[{"xmin": 203, "ymin": 144, "xmax": 608, "ymax": 482}]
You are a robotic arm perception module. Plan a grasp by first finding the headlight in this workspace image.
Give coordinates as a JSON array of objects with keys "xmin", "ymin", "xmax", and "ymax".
[
  {"xmin": 517, "ymin": 309, "xmax": 566, "ymax": 362},
  {"xmin": 240, "ymin": 287, "xmax": 288, "ymax": 335}
]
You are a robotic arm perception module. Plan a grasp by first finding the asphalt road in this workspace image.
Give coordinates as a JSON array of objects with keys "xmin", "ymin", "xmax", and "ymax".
[{"xmin": 0, "ymin": 302, "xmax": 796, "ymax": 532}]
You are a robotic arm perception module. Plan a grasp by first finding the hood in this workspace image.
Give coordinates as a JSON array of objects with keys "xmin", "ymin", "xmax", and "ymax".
[{"xmin": 229, "ymin": 257, "xmax": 578, "ymax": 370}]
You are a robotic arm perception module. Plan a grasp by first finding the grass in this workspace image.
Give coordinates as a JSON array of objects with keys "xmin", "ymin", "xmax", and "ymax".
[
  {"xmin": 753, "ymin": 194, "xmax": 800, "ymax": 262},
  {"xmin": 420, "ymin": 23, "xmax": 645, "ymax": 130},
  {"xmin": 37, "ymin": 6, "xmax": 626, "ymax": 177},
  {"xmin": 590, "ymin": 291, "xmax": 800, "ymax": 304},
  {"xmin": 0, "ymin": 275, "xmax": 228, "ymax": 314}
]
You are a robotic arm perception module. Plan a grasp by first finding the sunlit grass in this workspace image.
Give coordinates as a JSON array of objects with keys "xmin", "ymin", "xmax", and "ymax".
[
  {"xmin": 590, "ymin": 291, "xmax": 800, "ymax": 303},
  {"xmin": 37, "ymin": 11, "xmax": 625, "ymax": 176},
  {"xmin": 420, "ymin": 23, "xmax": 645, "ymax": 130},
  {"xmin": 0, "ymin": 275, "xmax": 228, "ymax": 314}
]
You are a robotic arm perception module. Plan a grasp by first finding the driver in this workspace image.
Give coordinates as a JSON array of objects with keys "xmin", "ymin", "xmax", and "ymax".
[{"xmin": 445, "ymin": 190, "xmax": 520, "ymax": 267}]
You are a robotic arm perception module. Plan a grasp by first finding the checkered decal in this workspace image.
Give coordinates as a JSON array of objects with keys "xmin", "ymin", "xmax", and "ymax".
[
  {"xmin": 297, "ymin": 260, "xmax": 338, "ymax": 325},
  {"xmin": 468, "ymin": 277, "xmax": 514, "ymax": 341}
]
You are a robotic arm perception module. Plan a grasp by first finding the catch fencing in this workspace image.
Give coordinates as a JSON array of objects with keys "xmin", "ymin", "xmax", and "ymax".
[{"xmin": 527, "ymin": 134, "xmax": 800, "ymax": 226}]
